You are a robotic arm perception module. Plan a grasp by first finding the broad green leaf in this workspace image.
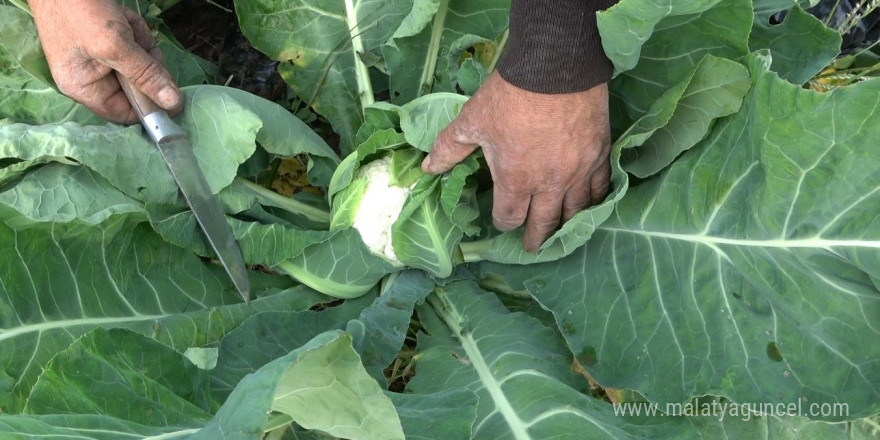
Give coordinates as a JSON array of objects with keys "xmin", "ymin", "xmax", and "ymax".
[
  {"xmin": 234, "ymin": 0, "xmax": 412, "ymax": 154},
  {"xmin": 382, "ymin": 0, "xmax": 509, "ymax": 102},
  {"xmin": 0, "ymin": 6, "xmax": 101, "ymax": 125},
  {"xmin": 412, "ymin": 281, "xmax": 674, "ymax": 439},
  {"xmin": 202, "ymin": 86, "xmax": 340, "ymax": 187},
  {"xmin": 0, "ymin": 85, "xmax": 337, "ymax": 208},
  {"xmin": 0, "ymin": 164, "xmax": 143, "ymax": 224},
  {"xmin": 412, "ymin": 281, "xmax": 631, "ymax": 438},
  {"xmin": 393, "ymin": 179, "xmax": 460, "ymax": 277},
  {"xmin": 621, "ymin": 54, "xmax": 751, "ymax": 178},
  {"xmin": 0, "ymin": 207, "xmax": 315, "ymax": 413},
  {"xmin": 389, "ymin": 390, "xmax": 479, "ymax": 440},
  {"xmin": 414, "ymin": 280, "xmax": 880, "ymax": 438},
  {"xmin": 486, "ymin": 54, "xmax": 880, "ymax": 419},
  {"xmin": 328, "ymin": 176, "xmax": 368, "ymax": 231},
  {"xmin": 749, "ymin": 4, "xmax": 841, "ymax": 85},
  {"xmin": 197, "ymin": 331, "xmax": 405, "ymax": 440},
  {"xmin": 598, "ymin": 0, "xmax": 752, "ymax": 119},
  {"xmin": 389, "ymin": 146, "xmax": 424, "ymax": 186},
  {"xmin": 457, "ymin": 57, "xmax": 488, "ymax": 95},
  {"xmin": 25, "ymin": 328, "xmax": 211, "ymax": 426},
  {"xmin": 156, "ymin": 32, "xmax": 219, "ymax": 88},
  {"xmin": 0, "ymin": 122, "xmax": 176, "ymax": 204},
  {"xmin": 210, "ymin": 300, "xmax": 372, "ymax": 400},
  {"xmin": 398, "ymin": 92, "xmax": 467, "ymax": 152},
  {"xmin": 0, "ymin": 88, "xmax": 258, "ymax": 205},
  {"xmin": 346, "ymin": 270, "xmax": 435, "ymax": 383},
  {"xmin": 439, "ymin": 153, "xmax": 481, "ymax": 236},
  {"xmin": 357, "ymin": 101, "xmax": 403, "ymax": 145}
]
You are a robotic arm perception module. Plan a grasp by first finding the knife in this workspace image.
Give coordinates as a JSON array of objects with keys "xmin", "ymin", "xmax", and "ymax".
[{"xmin": 116, "ymin": 73, "xmax": 251, "ymax": 303}]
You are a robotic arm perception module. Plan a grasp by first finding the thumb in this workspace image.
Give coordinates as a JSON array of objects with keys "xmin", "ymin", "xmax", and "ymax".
[
  {"xmin": 110, "ymin": 47, "xmax": 181, "ymax": 112},
  {"xmin": 422, "ymin": 118, "xmax": 480, "ymax": 174}
]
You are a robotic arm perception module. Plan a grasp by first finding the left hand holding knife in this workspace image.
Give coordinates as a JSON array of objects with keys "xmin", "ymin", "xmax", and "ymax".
[{"xmin": 29, "ymin": 0, "xmax": 182, "ymax": 123}]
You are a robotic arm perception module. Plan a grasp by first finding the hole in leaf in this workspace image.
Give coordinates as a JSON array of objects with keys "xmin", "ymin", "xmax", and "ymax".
[
  {"xmin": 768, "ymin": 11, "xmax": 786, "ymax": 26},
  {"xmin": 731, "ymin": 291, "xmax": 742, "ymax": 299},
  {"xmin": 766, "ymin": 341, "xmax": 784, "ymax": 362}
]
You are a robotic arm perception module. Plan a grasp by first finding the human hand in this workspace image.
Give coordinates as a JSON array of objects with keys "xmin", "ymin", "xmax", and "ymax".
[
  {"xmin": 29, "ymin": 0, "xmax": 181, "ymax": 123},
  {"xmin": 421, "ymin": 72, "xmax": 611, "ymax": 252}
]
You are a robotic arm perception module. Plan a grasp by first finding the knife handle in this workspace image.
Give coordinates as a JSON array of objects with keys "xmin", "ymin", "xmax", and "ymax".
[
  {"xmin": 115, "ymin": 71, "xmax": 185, "ymax": 144},
  {"xmin": 115, "ymin": 71, "xmax": 163, "ymax": 122}
]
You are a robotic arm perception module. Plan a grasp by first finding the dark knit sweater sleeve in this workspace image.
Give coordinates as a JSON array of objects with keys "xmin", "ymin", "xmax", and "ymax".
[{"xmin": 497, "ymin": 0, "xmax": 617, "ymax": 94}]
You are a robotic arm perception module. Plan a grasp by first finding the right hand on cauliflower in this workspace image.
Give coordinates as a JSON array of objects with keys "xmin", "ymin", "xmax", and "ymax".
[
  {"xmin": 421, "ymin": 72, "xmax": 612, "ymax": 253},
  {"xmin": 28, "ymin": 0, "xmax": 181, "ymax": 123}
]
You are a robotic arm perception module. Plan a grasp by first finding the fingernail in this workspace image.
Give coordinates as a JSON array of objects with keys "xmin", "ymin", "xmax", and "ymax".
[
  {"xmin": 421, "ymin": 155, "xmax": 433, "ymax": 173},
  {"xmin": 157, "ymin": 86, "xmax": 180, "ymax": 109}
]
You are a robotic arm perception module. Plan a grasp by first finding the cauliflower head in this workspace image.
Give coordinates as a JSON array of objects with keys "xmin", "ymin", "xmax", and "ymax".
[{"xmin": 351, "ymin": 155, "xmax": 414, "ymax": 265}]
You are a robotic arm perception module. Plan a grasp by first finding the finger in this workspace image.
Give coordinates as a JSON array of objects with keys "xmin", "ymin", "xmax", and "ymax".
[
  {"xmin": 63, "ymin": 70, "xmax": 140, "ymax": 124},
  {"xmin": 422, "ymin": 118, "xmax": 479, "ymax": 174},
  {"xmin": 103, "ymin": 14, "xmax": 181, "ymax": 113},
  {"xmin": 125, "ymin": 8, "xmax": 167, "ymax": 66},
  {"xmin": 492, "ymin": 185, "xmax": 530, "ymax": 232},
  {"xmin": 561, "ymin": 181, "xmax": 590, "ymax": 224},
  {"xmin": 522, "ymin": 192, "xmax": 564, "ymax": 253},
  {"xmin": 589, "ymin": 160, "xmax": 612, "ymax": 205}
]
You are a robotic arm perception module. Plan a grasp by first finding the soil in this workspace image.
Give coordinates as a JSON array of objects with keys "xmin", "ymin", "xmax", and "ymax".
[
  {"xmin": 162, "ymin": 0, "xmax": 286, "ymax": 101},
  {"xmin": 162, "ymin": 0, "xmax": 235, "ymax": 64}
]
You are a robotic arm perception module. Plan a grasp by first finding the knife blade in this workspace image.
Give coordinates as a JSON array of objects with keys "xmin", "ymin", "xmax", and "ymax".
[{"xmin": 116, "ymin": 72, "xmax": 250, "ymax": 303}]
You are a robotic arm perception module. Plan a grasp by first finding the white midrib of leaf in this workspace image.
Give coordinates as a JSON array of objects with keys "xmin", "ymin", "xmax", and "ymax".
[
  {"xmin": 600, "ymin": 227, "xmax": 880, "ymax": 250},
  {"xmin": 0, "ymin": 315, "xmax": 168, "ymax": 341},
  {"xmin": 345, "ymin": 0, "xmax": 375, "ymax": 109},
  {"xmin": 141, "ymin": 428, "xmax": 201, "ymax": 439},
  {"xmin": 419, "ymin": 0, "xmax": 450, "ymax": 96},
  {"xmin": 433, "ymin": 291, "xmax": 531, "ymax": 440},
  {"xmin": 422, "ymin": 201, "xmax": 454, "ymax": 277}
]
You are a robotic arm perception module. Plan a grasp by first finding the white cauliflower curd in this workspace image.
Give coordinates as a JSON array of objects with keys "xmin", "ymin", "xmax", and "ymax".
[{"xmin": 351, "ymin": 156, "xmax": 414, "ymax": 265}]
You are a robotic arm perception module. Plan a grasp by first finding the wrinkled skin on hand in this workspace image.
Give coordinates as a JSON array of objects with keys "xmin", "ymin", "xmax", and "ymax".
[
  {"xmin": 422, "ymin": 71, "xmax": 611, "ymax": 252},
  {"xmin": 28, "ymin": 0, "xmax": 181, "ymax": 123}
]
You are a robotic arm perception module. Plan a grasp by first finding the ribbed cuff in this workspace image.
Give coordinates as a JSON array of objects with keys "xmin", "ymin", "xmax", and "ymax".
[{"xmin": 497, "ymin": 0, "xmax": 615, "ymax": 94}]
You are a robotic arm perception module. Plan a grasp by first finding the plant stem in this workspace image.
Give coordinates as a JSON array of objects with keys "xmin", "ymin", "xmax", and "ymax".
[
  {"xmin": 457, "ymin": 238, "xmax": 494, "ymax": 263},
  {"xmin": 263, "ymin": 413, "xmax": 295, "ymax": 433},
  {"xmin": 487, "ymin": 28, "xmax": 510, "ymax": 73},
  {"xmin": 825, "ymin": 0, "xmax": 844, "ymax": 26},
  {"xmin": 478, "ymin": 272, "xmax": 530, "ymax": 298},
  {"xmin": 8, "ymin": 0, "xmax": 31, "ymax": 14},
  {"xmin": 344, "ymin": 0, "xmax": 376, "ymax": 109},
  {"xmin": 419, "ymin": 0, "xmax": 451, "ymax": 96},
  {"xmin": 379, "ymin": 271, "xmax": 402, "ymax": 296},
  {"xmin": 236, "ymin": 177, "xmax": 331, "ymax": 225},
  {"xmin": 204, "ymin": 0, "xmax": 233, "ymax": 13},
  {"xmin": 143, "ymin": 429, "xmax": 201, "ymax": 440}
]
